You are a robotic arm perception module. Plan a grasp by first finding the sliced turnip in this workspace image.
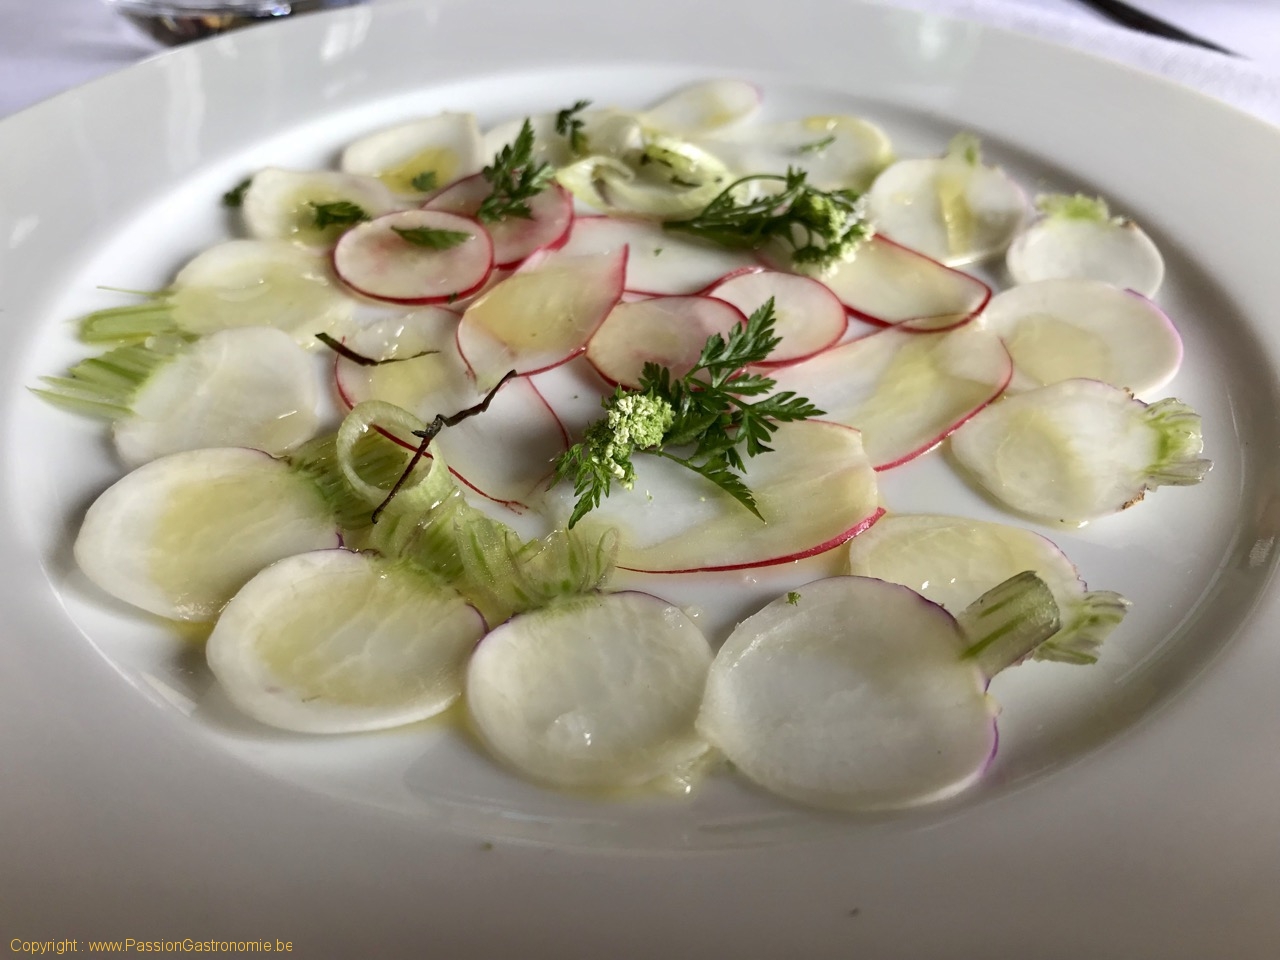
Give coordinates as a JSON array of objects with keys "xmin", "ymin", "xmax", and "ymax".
[
  {"xmin": 948, "ymin": 378, "xmax": 1211, "ymax": 523},
  {"xmin": 555, "ymin": 137, "xmax": 734, "ymax": 220},
  {"xmin": 767, "ymin": 326, "xmax": 1012, "ymax": 469},
  {"xmin": 548, "ymin": 419, "xmax": 882, "ymax": 573},
  {"xmin": 239, "ymin": 168, "xmax": 402, "ymax": 247},
  {"xmin": 978, "ymin": 279, "xmax": 1182, "ymax": 394},
  {"xmin": 706, "ymin": 270, "xmax": 847, "ymax": 364},
  {"xmin": 466, "ymin": 591, "xmax": 713, "ymax": 789},
  {"xmin": 807, "ymin": 234, "xmax": 992, "ymax": 331},
  {"xmin": 585, "ymin": 295, "xmax": 746, "ymax": 388},
  {"xmin": 456, "ymin": 246, "xmax": 626, "ymax": 389},
  {"xmin": 332, "ymin": 210, "xmax": 493, "ymax": 304},
  {"xmin": 340, "ymin": 112, "xmax": 485, "ymax": 197},
  {"xmin": 640, "ymin": 79, "xmax": 761, "ymax": 136},
  {"xmin": 482, "ymin": 108, "xmax": 641, "ymax": 169},
  {"xmin": 424, "ymin": 173, "xmax": 573, "ymax": 268},
  {"xmin": 1007, "ymin": 193, "xmax": 1165, "ymax": 297},
  {"xmin": 207, "ymin": 550, "xmax": 485, "ymax": 733},
  {"xmin": 558, "ymin": 216, "xmax": 757, "ymax": 295},
  {"xmin": 697, "ymin": 572, "xmax": 1061, "ymax": 812},
  {"xmin": 847, "ymin": 513, "xmax": 1129, "ymax": 664},
  {"xmin": 74, "ymin": 447, "xmax": 339, "ymax": 621},
  {"xmin": 79, "ymin": 240, "xmax": 355, "ymax": 347},
  {"xmin": 867, "ymin": 133, "xmax": 1028, "ymax": 264}
]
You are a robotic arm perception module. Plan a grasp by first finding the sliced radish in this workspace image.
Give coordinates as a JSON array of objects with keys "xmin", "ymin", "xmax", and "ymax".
[
  {"xmin": 1006, "ymin": 193, "xmax": 1165, "ymax": 297},
  {"xmin": 207, "ymin": 550, "xmax": 485, "ymax": 733},
  {"xmin": 585, "ymin": 295, "xmax": 746, "ymax": 388},
  {"xmin": 550, "ymin": 420, "xmax": 882, "ymax": 573},
  {"xmin": 340, "ymin": 112, "xmax": 485, "ymax": 197},
  {"xmin": 640, "ymin": 79, "xmax": 762, "ymax": 136},
  {"xmin": 559, "ymin": 216, "xmax": 757, "ymax": 295},
  {"xmin": 867, "ymin": 134, "xmax": 1028, "ymax": 265},
  {"xmin": 332, "ymin": 210, "xmax": 493, "ymax": 304},
  {"xmin": 707, "ymin": 270, "xmax": 847, "ymax": 364},
  {"xmin": 466, "ymin": 591, "xmax": 713, "ymax": 789},
  {"xmin": 767, "ymin": 326, "xmax": 1012, "ymax": 469},
  {"xmin": 978, "ymin": 279, "xmax": 1182, "ymax": 394},
  {"xmin": 808, "ymin": 234, "xmax": 992, "ymax": 331},
  {"xmin": 424, "ymin": 173, "xmax": 573, "ymax": 268},
  {"xmin": 948, "ymin": 379, "xmax": 1211, "ymax": 523},
  {"xmin": 239, "ymin": 168, "xmax": 402, "ymax": 247},
  {"xmin": 847, "ymin": 513, "xmax": 1129, "ymax": 664},
  {"xmin": 697, "ymin": 572, "xmax": 1060, "ymax": 812},
  {"xmin": 456, "ymin": 246, "xmax": 626, "ymax": 389},
  {"xmin": 74, "ymin": 447, "xmax": 338, "ymax": 621},
  {"xmin": 79, "ymin": 240, "xmax": 356, "ymax": 347}
]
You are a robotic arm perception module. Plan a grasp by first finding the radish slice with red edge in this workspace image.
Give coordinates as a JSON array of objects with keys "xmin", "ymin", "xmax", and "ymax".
[
  {"xmin": 697, "ymin": 572, "xmax": 1061, "ymax": 812},
  {"xmin": 549, "ymin": 419, "xmax": 882, "ymax": 573},
  {"xmin": 948, "ymin": 378, "xmax": 1210, "ymax": 524},
  {"xmin": 207, "ymin": 549, "xmax": 485, "ymax": 733},
  {"xmin": 640, "ymin": 79, "xmax": 762, "ymax": 136},
  {"xmin": 559, "ymin": 216, "xmax": 757, "ymax": 295},
  {"xmin": 707, "ymin": 270, "xmax": 847, "ymax": 364},
  {"xmin": 332, "ymin": 210, "xmax": 493, "ymax": 305},
  {"xmin": 340, "ymin": 112, "xmax": 485, "ymax": 197},
  {"xmin": 240, "ymin": 168, "xmax": 403, "ymax": 247},
  {"xmin": 424, "ymin": 175, "xmax": 574, "ymax": 268},
  {"xmin": 768, "ymin": 326, "xmax": 1012, "ymax": 470},
  {"xmin": 847, "ymin": 513, "xmax": 1130, "ymax": 664},
  {"xmin": 977, "ymin": 279, "xmax": 1182, "ymax": 395},
  {"xmin": 466, "ymin": 591, "xmax": 714, "ymax": 790},
  {"xmin": 456, "ymin": 246, "xmax": 627, "ymax": 390},
  {"xmin": 585, "ymin": 295, "xmax": 746, "ymax": 388}
]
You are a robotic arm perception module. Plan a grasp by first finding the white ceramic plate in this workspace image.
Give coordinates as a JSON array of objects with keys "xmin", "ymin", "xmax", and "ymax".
[{"xmin": 4, "ymin": 0, "xmax": 1280, "ymax": 954}]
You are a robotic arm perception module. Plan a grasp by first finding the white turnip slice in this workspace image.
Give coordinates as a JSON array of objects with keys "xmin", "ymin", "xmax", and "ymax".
[
  {"xmin": 555, "ymin": 140, "xmax": 734, "ymax": 220},
  {"xmin": 547, "ymin": 420, "xmax": 882, "ymax": 573},
  {"xmin": 466, "ymin": 591, "xmax": 713, "ymax": 789},
  {"xmin": 424, "ymin": 174, "xmax": 574, "ymax": 269},
  {"xmin": 697, "ymin": 572, "xmax": 1061, "ymax": 812},
  {"xmin": 1006, "ymin": 193, "xmax": 1165, "ymax": 296},
  {"xmin": 73, "ymin": 447, "xmax": 339, "ymax": 622},
  {"xmin": 456, "ymin": 246, "xmax": 626, "ymax": 389},
  {"xmin": 978, "ymin": 279, "xmax": 1182, "ymax": 394},
  {"xmin": 640, "ymin": 79, "xmax": 762, "ymax": 136},
  {"xmin": 585, "ymin": 295, "xmax": 746, "ymax": 388},
  {"xmin": 239, "ymin": 168, "xmax": 402, "ymax": 247},
  {"xmin": 867, "ymin": 134, "xmax": 1028, "ymax": 265},
  {"xmin": 948, "ymin": 378, "xmax": 1211, "ymax": 523},
  {"xmin": 706, "ymin": 269, "xmax": 846, "ymax": 364},
  {"xmin": 340, "ymin": 112, "xmax": 485, "ymax": 197},
  {"xmin": 207, "ymin": 550, "xmax": 485, "ymax": 734},
  {"xmin": 767, "ymin": 326, "xmax": 1012, "ymax": 469},
  {"xmin": 482, "ymin": 108, "xmax": 641, "ymax": 169},
  {"xmin": 332, "ymin": 210, "xmax": 493, "ymax": 304},
  {"xmin": 78, "ymin": 240, "xmax": 356, "ymax": 347},
  {"xmin": 847, "ymin": 513, "xmax": 1129, "ymax": 664}
]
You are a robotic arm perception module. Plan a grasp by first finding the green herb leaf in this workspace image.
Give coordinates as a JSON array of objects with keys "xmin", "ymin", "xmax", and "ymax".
[
  {"xmin": 222, "ymin": 177, "xmax": 253, "ymax": 208},
  {"xmin": 477, "ymin": 119, "xmax": 554, "ymax": 222},
  {"xmin": 390, "ymin": 225, "xmax": 472, "ymax": 250},
  {"xmin": 554, "ymin": 99, "xmax": 592, "ymax": 156},
  {"xmin": 310, "ymin": 200, "xmax": 369, "ymax": 229},
  {"xmin": 410, "ymin": 170, "xmax": 439, "ymax": 193}
]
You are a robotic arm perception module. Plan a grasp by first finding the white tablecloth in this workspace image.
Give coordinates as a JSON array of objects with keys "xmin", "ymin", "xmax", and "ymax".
[{"xmin": 2, "ymin": 0, "xmax": 1279, "ymax": 124}]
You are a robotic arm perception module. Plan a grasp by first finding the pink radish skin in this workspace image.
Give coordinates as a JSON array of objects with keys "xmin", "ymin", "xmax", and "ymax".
[
  {"xmin": 332, "ymin": 210, "xmax": 493, "ymax": 305},
  {"xmin": 424, "ymin": 175, "xmax": 574, "ymax": 268},
  {"xmin": 586, "ymin": 295, "xmax": 748, "ymax": 388},
  {"xmin": 707, "ymin": 269, "xmax": 847, "ymax": 364}
]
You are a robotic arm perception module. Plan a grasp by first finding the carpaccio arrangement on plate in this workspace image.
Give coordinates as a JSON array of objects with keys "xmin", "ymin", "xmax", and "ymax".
[{"xmin": 36, "ymin": 79, "xmax": 1211, "ymax": 814}]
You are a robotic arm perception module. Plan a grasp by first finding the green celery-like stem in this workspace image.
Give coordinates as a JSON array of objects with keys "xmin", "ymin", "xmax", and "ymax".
[
  {"xmin": 79, "ymin": 297, "xmax": 178, "ymax": 344},
  {"xmin": 1143, "ymin": 398, "xmax": 1212, "ymax": 486},
  {"xmin": 957, "ymin": 571, "xmax": 1061, "ymax": 678},
  {"xmin": 32, "ymin": 338, "xmax": 186, "ymax": 419},
  {"xmin": 289, "ymin": 432, "xmax": 417, "ymax": 535},
  {"xmin": 1032, "ymin": 590, "xmax": 1130, "ymax": 665}
]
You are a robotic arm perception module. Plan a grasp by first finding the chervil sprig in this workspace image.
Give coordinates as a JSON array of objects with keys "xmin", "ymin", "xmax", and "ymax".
[
  {"xmin": 555, "ymin": 99, "xmax": 592, "ymax": 156},
  {"xmin": 477, "ymin": 119, "xmax": 554, "ymax": 223},
  {"xmin": 310, "ymin": 200, "xmax": 369, "ymax": 229},
  {"xmin": 553, "ymin": 299, "xmax": 823, "ymax": 528}
]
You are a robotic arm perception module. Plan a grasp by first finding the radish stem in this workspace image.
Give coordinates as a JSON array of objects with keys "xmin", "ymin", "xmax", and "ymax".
[{"xmin": 957, "ymin": 571, "xmax": 1061, "ymax": 679}]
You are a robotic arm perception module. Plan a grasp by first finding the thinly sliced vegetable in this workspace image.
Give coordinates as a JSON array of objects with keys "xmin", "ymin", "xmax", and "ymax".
[
  {"xmin": 466, "ymin": 591, "xmax": 713, "ymax": 789},
  {"xmin": 239, "ymin": 168, "xmax": 402, "ymax": 246},
  {"xmin": 332, "ymin": 210, "xmax": 493, "ymax": 304},
  {"xmin": 555, "ymin": 137, "xmax": 734, "ymax": 219},
  {"xmin": 482, "ymin": 108, "xmax": 641, "ymax": 169},
  {"xmin": 74, "ymin": 448, "xmax": 338, "ymax": 621},
  {"xmin": 707, "ymin": 269, "xmax": 846, "ymax": 364},
  {"xmin": 79, "ymin": 240, "xmax": 355, "ymax": 347},
  {"xmin": 767, "ymin": 326, "xmax": 1012, "ymax": 469},
  {"xmin": 585, "ymin": 295, "xmax": 746, "ymax": 388},
  {"xmin": 549, "ymin": 419, "xmax": 882, "ymax": 573},
  {"xmin": 867, "ymin": 133, "xmax": 1027, "ymax": 264},
  {"xmin": 340, "ymin": 112, "xmax": 485, "ymax": 197},
  {"xmin": 847, "ymin": 513, "xmax": 1129, "ymax": 663},
  {"xmin": 640, "ymin": 79, "xmax": 761, "ymax": 136},
  {"xmin": 978, "ymin": 278, "xmax": 1182, "ymax": 394},
  {"xmin": 1006, "ymin": 193, "xmax": 1165, "ymax": 296},
  {"xmin": 424, "ymin": 174, "xmax": 574, "ymax": 268},
  {"xmin": 948, "ymin": 378, "xmax": 1211, "ymax": 523},
  {"xmin": 456, "ymin": 246, "xmax": 626, "ymax": 389},
  {"xmin": 207, "ymin": 550, "xmax": 484, "ymax": 733},
  {"xmin": 697, "ymin": 572, "xmax": 1060, "ymax": 812}
]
